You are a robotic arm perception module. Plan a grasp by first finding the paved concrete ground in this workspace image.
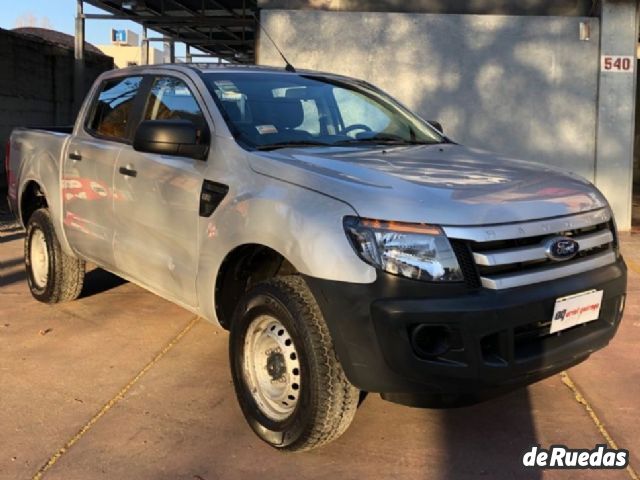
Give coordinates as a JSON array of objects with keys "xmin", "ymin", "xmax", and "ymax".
[{"xmin": 1, "ymin": 216, "xmax": 638, "ymax": 480}]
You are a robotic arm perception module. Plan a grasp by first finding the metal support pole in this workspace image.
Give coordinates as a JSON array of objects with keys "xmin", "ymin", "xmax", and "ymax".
[
  {"xmin": 186, "ymin": 44, "xmax": 192, "ymax": 63},
  {"xmin": 141, "ymin": 26, "xmax": 149, "ymax": 65},
  {"xmin": 73, "ymin": 0, "xmax": 85, "ymax": 115},
  {"xmin": 163, "ymin": 37, "xmax": 176, "ymax": 63}
]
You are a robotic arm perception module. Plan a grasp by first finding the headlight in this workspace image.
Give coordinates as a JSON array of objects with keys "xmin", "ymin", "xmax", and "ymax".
[{"xmin": 343, "ymin": 216, "xmax": 463, "ymax": 282}]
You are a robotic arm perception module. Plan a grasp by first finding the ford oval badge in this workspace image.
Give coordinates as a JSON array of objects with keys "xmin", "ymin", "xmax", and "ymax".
[{"xmin": 544, "ymin": 236, "xmax": 579, "ymax": 261}]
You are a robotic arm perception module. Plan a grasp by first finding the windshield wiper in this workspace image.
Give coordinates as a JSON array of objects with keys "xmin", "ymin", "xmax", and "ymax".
[
  {"xmin": 333, "ymin": 134, "xmax": 435, "ymax": 146},
  {"xmin": 256, "ymin": 140, "xmax": 332, "ymax": 151},
  {"xmin": 255, "ymin": 136, "xmax": 439, "ymax": 151}
]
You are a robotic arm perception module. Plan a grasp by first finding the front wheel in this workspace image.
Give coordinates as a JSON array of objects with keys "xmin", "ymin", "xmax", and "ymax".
[
  {"xmin": 229, "ymin": 275, "xmax": 359, "ymax": 451},
  {"xmin": 25, "ymin": 208, "xmax": 85, "ymax": 303}
]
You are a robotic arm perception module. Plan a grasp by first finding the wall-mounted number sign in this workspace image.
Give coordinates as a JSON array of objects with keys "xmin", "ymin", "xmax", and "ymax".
[{"xmin": 600, "ymin": 55, "xmax": 634, "ymax": 72}]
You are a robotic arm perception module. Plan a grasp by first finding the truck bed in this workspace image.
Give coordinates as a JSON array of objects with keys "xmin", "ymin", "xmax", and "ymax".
[{"xmin": 7, "ymin": 127, "xmax": 72, "ymax": 225}]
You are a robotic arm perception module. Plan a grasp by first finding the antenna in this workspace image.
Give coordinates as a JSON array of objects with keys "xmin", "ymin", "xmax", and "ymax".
[{"xmin": 253, "ymin": 13, "xmax": 296, "ymax": 72}]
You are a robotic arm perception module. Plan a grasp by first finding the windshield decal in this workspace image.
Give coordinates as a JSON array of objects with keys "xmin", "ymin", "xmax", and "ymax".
[{"xmin": 256, "ymin": 125, "xmax": 278, "ymax": 135}]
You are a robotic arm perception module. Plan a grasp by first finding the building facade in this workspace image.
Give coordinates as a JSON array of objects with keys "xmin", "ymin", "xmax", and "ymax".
[{"xmin": 97, "ymin": 29, "xmax": 163, "ymax": 68}]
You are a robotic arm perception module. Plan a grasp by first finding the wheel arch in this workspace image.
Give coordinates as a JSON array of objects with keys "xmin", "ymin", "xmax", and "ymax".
[
  {"xmin": 214, "ymin": 243, "xmax": 298, "ymax": 330},
  {"xmin": 195, "ymin": 183, "xmax": 375, "ymax": 326},
  {"xmin": 20, "ymin": 180, "xmax": 48, "ymax": 227}
]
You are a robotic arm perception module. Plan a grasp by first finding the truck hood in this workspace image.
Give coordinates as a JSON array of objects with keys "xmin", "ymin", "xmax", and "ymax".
[{"xmin": 248, "ymin": 143, "xmax": 607, "ymax": 226}]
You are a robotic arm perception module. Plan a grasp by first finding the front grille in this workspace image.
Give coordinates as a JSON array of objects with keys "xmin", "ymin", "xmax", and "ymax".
[
  {"xmin": 470, "ymin": 221, "xmax": 609, "ymax": 252},
  {"xmin": 513, "ymin": 319, "xmax": 553, "ymax": 344},
  {"xmin": 473, "ymin": 222, "xmax": 611, "ymax": 278},
  {"xmin": 445, "ymin": 210, "xmax": 617, "ymax": 290}
]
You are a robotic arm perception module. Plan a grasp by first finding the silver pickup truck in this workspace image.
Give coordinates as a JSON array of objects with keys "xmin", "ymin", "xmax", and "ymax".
[{"xmin": 6, "ymin": 64, "xmax": 627, "ymax": 451}]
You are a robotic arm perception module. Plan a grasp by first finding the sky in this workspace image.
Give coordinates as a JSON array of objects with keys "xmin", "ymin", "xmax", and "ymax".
[{"xmin": 0, "ymin": 0, "xmax": 208, "ymax": 61}]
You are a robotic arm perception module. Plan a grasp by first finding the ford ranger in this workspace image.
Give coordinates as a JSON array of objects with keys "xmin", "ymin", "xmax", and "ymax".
[{"xmin": 6, "ymin": 64, "xmax": 627, "ymax": 451}]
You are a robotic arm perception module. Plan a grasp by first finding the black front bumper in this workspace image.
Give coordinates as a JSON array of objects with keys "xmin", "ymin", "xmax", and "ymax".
[{"xmin": 303, "ymin": 258, "xmax": 627, "ymax": 407}]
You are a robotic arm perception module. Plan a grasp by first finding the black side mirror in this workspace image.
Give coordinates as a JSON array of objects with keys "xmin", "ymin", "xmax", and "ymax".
[
  {"xmin": 133, "ymin": 119, "xmax": 209, "ymax": 160},
  {"xmin": 428, "ymin": 120, "xmax": 443, "ymax": 133}
]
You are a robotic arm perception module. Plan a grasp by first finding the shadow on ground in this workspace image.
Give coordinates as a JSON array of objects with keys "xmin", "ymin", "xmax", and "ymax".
[
  {"xmin": 80, "ymin": 268, "xmax": 128, "ymax": 298},
  {"xmin": 0, "ymin": 232, "xmax": 24, "ymax": 243},
  {"xmin": 0, "ymin": 268, "xmax": 26, "ymax": 288},
  {"xmin": 437, "ymin": 389, "xmax": 539, "ymax": 479}
]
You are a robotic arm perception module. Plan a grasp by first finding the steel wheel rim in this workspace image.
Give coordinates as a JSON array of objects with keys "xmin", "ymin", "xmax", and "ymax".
[
  {"xmin": 30, "ymin": 229, "xmax": 49, "ymax": 289},
  {"xmin": 243, "ymin": 315, "xmax": 301, "ymax": 421}
]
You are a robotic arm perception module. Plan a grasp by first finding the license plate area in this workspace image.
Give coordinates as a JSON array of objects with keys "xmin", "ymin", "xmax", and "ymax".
[{"xmin": 551, "ymin": 289, "xmax": 603, "ymax": 334}]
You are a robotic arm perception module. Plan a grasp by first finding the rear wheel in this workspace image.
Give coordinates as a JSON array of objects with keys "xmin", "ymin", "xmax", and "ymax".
[
  {"xmin": 25, "ymin": 208, "xmax": 85, "ymax": 303},
  {"xmin": 229, "ymin": 275, "xmax": 359, "ymax": 451}
]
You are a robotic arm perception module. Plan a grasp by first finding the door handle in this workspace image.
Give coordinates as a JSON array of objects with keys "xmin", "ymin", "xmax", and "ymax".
[
  {"xmin": 119, "ymin": 166, "xmax": 137, "ymax": 178},
  {"xmin": 69, "ymin": 153, "xmax": 82, "ymax": 161}
]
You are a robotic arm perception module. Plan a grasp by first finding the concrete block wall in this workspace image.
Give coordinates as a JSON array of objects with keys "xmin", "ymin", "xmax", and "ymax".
[{"xmin": 0, "ymin": 29, "xmax": 113, "ymax": 189}]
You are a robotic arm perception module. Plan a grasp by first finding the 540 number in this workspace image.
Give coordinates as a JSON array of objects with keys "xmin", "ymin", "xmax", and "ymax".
[{"xmin": 601, "ymin": 55, "xmax": 634, "ymax": 72}]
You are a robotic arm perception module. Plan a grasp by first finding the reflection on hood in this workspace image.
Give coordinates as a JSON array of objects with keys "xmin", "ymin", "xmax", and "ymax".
[{"xmin": 250, "ymin": 143, "xmax": 607, "ymax": 225}]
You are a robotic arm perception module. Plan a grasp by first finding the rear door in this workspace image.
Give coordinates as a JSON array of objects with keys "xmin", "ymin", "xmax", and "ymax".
[
  {"xmin": 63, "ymin": 75, "xmax": 144, "ymax": 268},
  {"xmin": 112, "ymin": 74, "xmax": 209, "ymax": 306}
]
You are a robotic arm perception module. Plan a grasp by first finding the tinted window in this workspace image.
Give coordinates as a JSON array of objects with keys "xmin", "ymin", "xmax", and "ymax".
[
  {"xmin": 144, "ymin": 77, "xmax": 206, "ymax": 130},
  {"xmin": 88, "ymin": 76, "xmax": 142, "ymax": 141}
]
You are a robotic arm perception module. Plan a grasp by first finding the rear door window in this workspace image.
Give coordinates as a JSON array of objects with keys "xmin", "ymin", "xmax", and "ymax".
[{"xmin": 88, "ymin": 76, "xmax": 143, "ymax": 141}]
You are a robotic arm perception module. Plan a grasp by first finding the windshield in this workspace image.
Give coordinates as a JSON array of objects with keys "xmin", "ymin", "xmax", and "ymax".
[{"xmin": 203, "ymin": 72, "xmax": 444, "ymax": 150}]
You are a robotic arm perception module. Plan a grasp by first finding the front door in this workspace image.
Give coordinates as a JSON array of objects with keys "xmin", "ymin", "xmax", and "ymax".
[{"xmin": 113, "ymin": 75, "xmax": 208, "ymax": 306}]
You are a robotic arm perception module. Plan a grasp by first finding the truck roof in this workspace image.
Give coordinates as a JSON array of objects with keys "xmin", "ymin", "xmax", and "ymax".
[
  {"xmin": 103, "ymin": 63, "xmax": 355, "ymax": 81},
  {"xmin": 190, "ymin": 63, "xmax": 300, "ymax": 73}
]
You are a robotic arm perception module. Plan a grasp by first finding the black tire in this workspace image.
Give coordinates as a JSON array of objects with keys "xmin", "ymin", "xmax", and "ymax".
[
  {"xmin": 229, "ymin": 275, "xmax": 359, "ymax": 451},
  {"xmin": 24, "ymin": 208, "xmax": 85, "ymax": 303}
]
